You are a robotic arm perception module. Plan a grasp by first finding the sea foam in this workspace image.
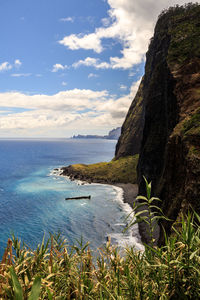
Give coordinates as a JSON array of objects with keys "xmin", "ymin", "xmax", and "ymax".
[
  {"xmin": 107, "ymin": 185, "xmax": 144, "ymax": 251},
  {"xmin": 57, "ymin": 174, "xmax": 144, "ymax": 252}
]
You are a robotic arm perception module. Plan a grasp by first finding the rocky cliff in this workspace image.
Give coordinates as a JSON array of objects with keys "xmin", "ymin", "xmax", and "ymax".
[
  {"xmin": 116, "ymin": 3, "xmax": 200, "ymax": 240},
  {"xmin": 115, "ymin": 79, "xmax": 144, "ymax": 159}
]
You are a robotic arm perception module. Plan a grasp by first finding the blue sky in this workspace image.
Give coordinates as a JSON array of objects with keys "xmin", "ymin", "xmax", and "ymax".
[{"xmin": 0, "ymin": 0, "xmax": 198, "ymax": 137}]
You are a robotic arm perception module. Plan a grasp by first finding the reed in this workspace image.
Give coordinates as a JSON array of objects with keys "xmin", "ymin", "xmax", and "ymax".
[{"xmin": 0, "ymin": 187, "xmax": 200, "ymax": 299}]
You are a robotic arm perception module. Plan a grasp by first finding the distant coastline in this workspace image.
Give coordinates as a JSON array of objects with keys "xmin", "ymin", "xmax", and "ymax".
[{"xmin": 72, "ymin": 127, "xmax": 121, "ymax": 140}]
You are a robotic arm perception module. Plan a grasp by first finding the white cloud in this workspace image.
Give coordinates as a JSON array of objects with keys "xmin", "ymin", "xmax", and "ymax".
[
  {"xmin": 88, "ymin": 73, "xmax": 99, "ymax": 79},
  {"xmin": 11, "ymin": 73, "xmax": 31, "ymax": 77},
  {"xmin": 0, "ymin": 59, "xmax": 22, "ymax": 72},
  {"xmin": 60, "ymin": 17, "xmax": 74, "ymax": 22},
  {"xmin": 94, "ymin": 79, "xmax": 141, "ymax": 120},
  {"xmin": 129, "ymin": 70, "xmax": 135, "ymax": 77},
  {"xmin": 0, "ymin": 89, "xmax": 109, "ymax": 111},
  {"xmin": 52, "ymin": 63, "xmax": 68, "ymax": 72},
  {"xmin": 0, "ymin": 79, "xmax": 141, "ymax": 136},
  {"xmin": 101, "ymin": 17, "xmax": 111, "ymax": 27},
  {"xmin": 15, "ymin": 59, "xmax": 22, "ymax": 67},
  {"xmin": 119, "ymin": 84, "xmax": 127, "ymax": 90},
  {"xmin": 129, "ymin": 78, "xmax": 141, "ymax": 96},
  {"xmin": 73, "ymin": 57, "xmax": 110, "ymax": 69},
  {"xmin": 59, "ymin": 0, "xmax": 198, "ymax": 69},
  {"xmin": 0, "ymin": 62, "xmax": 12, "ymax": 72},
  {"xmin": 0, "ymin": 110, "xmax": 12, "ymax": 114},
  {"xmin": 61, "ymin": 81, "xmax": 67, "ymax": 86},
  {"xmin": 59, "ymin": 33, "xmax": 103, "ymax": 53}
]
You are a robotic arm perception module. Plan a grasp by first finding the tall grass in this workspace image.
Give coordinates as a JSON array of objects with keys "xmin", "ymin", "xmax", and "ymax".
[
  {"xmin": 0, "ymin": 181, "xmax": 200, "ymax": 299},
  {"xmin": 0, "ymin": 213, "xmax": 199, "ymax": 298}
]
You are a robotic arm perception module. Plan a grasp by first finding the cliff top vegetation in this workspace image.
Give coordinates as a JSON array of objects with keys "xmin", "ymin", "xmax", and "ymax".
[
  {"xmin": 155, "ymin": 3, "xmax": 200, "ymax": 65},
  {"xmin": 61, "ymin": 155, "xmax": 138, "ymax": 184}
]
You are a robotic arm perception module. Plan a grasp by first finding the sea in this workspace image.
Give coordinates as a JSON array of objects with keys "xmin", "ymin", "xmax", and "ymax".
[{"xmin": 0, "ymin": 138, "xmax": 143, "ymax": 257}]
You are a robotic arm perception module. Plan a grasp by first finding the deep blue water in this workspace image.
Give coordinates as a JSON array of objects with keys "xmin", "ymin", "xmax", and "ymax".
[{"xmin": 0, "ymin": 139, "xmax": 142, "ymax": 257}]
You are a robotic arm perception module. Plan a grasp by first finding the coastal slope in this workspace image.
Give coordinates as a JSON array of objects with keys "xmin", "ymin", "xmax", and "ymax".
[
  {"xmin": 60, "ymin": 155, "xmax": 138, "ymax": 184},
  {"xmin": 60, "ymin": 156, "xmax": 139, "ymax": 208}
]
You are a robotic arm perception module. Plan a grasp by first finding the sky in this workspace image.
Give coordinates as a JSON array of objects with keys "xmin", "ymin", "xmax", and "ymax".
[{"xmin": 0, "ymin": 0, "xmax": 199, "ymax": 138}]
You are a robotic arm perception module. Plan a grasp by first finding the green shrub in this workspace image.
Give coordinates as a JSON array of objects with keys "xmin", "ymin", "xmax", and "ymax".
[
  {"xmin": 182, "ymin": 109, "xmax": 200, "ymax": 136},
  {"xmin": 0, "ymin": 191, "xmax": 200, "ymax": 298}
]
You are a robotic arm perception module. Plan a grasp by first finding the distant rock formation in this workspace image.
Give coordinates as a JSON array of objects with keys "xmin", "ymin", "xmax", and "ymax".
[
  {"xmin": 72, "ymin": 134, "xmax": 103, "ymax": 139},
  {"xmin": 72, "ymin": 127, "xmax": 121, "ymax": 140},
  {"xmin": 107, "ymin": 127, "xmax": 121, "ymax": 140}
]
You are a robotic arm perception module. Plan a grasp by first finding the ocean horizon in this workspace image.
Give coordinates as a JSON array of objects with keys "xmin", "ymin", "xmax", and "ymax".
[{"xmin": 0, "ymin": 138, "xmax": 143, "ymax": 257}]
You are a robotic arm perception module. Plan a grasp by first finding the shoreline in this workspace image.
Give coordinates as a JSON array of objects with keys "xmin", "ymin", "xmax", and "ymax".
[
  {"xmin": 54, "ymin": 167, "xmax": 138, "ymax": 208},
  {"xmin": 57, "ymin": 166, "xmax": 138, "ymax": 208},
  {"xmin": 114, "ymin": 183, "xmax": 138, "ymax": 208},
  {"xmin": 54, "ymin": 166, "xmax": 160, "ymax": 246},
  {"xmin": 53, "ymin": 167, "xmax": 147, "ymax": 249}
]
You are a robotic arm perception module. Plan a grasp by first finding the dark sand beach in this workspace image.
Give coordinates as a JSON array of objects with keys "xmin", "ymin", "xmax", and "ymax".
[{"xmin": 114, "ymin": 183, "xmax": 138, "ymax": 208}]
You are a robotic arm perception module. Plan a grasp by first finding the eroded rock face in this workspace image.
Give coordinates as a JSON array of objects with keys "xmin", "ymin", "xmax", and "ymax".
[
  {"xmin": 115, "ymin": 78, "xmax": 145, "ymax": 159},
  {"xmin": 116, "ymin": 4, "xmax": 200, "ymax": 241},
  {"xmin": 137, "ymin": 37, "xmax": 178, "ymax": 196},
  {"xmin": 136, "ymin": 4, "xmax": 200, "ymax": 238}
]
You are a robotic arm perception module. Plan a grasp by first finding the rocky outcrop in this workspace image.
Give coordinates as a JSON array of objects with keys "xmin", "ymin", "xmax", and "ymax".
[
  {"xmin": 115, "ymin": 78, "xmax": 145, "ymax": 159},
  {"xmin": 115, "ymin": 3, "xmax": 200, "ymax": 241},
  {"xmin": 59, "ymin": 155, "xmax": 138, "ymax": 184},
  {"xmin": 137, "ymin": 4, "xmax": 200, "ymax": 239}
]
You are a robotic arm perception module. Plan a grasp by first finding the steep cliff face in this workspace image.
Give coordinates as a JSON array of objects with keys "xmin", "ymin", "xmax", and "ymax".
[
  {"xmin": 115, "ymin": 78, "xmax": 145, "ymax": 159},
  {"xmin": 136, "ymin": 4, "xmax": 200, "ymax": 235},
  {"xmin": 156, "ymin": 61, "xmax": 200, "ymax": 238},
  {"xmin": 116, "ymin": 3, "xmax": 200, "ymax": 239}
]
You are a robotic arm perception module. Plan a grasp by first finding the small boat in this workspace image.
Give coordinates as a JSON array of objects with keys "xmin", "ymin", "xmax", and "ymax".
[{"xmin": 65, "ymin": 195, "xmax": 91, "ymax": 200}]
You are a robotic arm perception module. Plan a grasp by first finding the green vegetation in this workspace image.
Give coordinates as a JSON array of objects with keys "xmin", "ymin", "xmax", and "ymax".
[
  {"xmin": 168, "ymin": 13, "xmax": 200, "ymax": 65},
  {"xmin": 9, "ymin": 266, "xmax": 41, "ymax": 300},
  {"xmin": 188, "ymin": 146, "xmax": 200, "ymax": 157},
  {"xmin": 126, "ymin": 177, "xmax": 168, "ymax": 247},
  {"xmin": 0, "ymin": 179, "xmax": 199, "ymax": 299},
  {"xmin": 156, "ymin": 3, "xmax": 200, "ymax": 66},
  {"xmin": 182, "ymin": 109, "xmax": 200, "ymax": 136},
  {"xmin": 0, "ymin": 212, "xmax": 200, "ymax": 299},
  {"xmin": 71, "ymin": 155, "xmax": 138, "ymax": 184}
]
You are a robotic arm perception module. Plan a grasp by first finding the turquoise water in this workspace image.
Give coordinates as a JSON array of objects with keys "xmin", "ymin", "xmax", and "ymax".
[{"xmin": 0, "ymin": 139, "xmax": 142, "ymax": 256}]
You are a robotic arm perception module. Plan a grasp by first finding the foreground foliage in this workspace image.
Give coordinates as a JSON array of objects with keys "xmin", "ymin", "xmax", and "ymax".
[{"xmin": 0, "ymin": 212, "xmax": 200, "ymax": 299}]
